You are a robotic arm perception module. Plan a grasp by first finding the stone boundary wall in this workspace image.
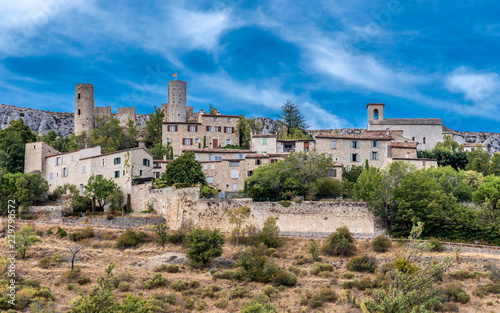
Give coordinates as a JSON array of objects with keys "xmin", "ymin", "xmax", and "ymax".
[
  {"xmin": 131, "ymin": 183, "xmax": 376, "ymax": 237},
  {"xmin": 60, "ymin": 216, "xmax": 166, "ymax": 228},
  {"xmin": 28, "ymin": 205, "xmax": 68, "ymax": 220}
]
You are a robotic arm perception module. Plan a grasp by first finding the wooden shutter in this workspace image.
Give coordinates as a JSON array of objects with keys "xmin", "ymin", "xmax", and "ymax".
[
  {"xmin": 175, "ymin": 125, "xmax": 178, "ymax": 131},
  {"xmin": 195, "ymin": 126, "xmax": 198, "ymax": 132},
  {"xmin": 231, "ymin": 127, "xmax": 234, "ymax": 133},
  {"xmin": 206, "ymin": 126, "xmax": 209, "ymax": 131},
  {"xmin": 190, "ymin": 138, "xmax": 193, "ymax": 145},
  {"xmin": 218, "ymin": 126, "xmax": 221, "ymax": 132},
  {"xmin": 187, "ymin": 125, "xmax": 190, "ymax": 132}
]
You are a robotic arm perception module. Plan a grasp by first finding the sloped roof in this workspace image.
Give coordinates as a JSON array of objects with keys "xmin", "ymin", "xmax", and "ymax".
[{"xmin": 371, "ymin": 118, "xmax": 442, "ymax": 126}]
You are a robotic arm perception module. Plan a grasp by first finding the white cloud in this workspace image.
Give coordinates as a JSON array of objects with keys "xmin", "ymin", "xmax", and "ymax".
[{"xmin": 445, "ymin": 67, "xmax": 499, "ymax": 102}]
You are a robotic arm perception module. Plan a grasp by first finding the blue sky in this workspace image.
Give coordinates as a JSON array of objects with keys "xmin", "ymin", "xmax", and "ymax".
[{"xmin": 1, "ymin": 0, "xmax": 500, "ymax": 132}]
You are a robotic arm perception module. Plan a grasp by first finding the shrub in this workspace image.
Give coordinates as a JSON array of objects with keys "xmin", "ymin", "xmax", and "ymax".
[
  {"xmin": 428, "ymin": 238, "xmax": 444, "ymax": 252},
  {"xmin": 310, "ymin": 262, "xmax": 334, "ymax": 276},
  {"xmin": 77, "ymin": 276, "xmax": 91, "ymax": 285},
  {"xmin": 278, "ymin": 200, "xmax": 291, "ymax": 207},
  {"xmin": 442, "ymin": 302, "xmax": 459, "ymax": 312},
  {"xmin": 342, "ymin": 273, "xmax": 355, "ymax": 279},
  {"xmin": 449, "ymin": 270, "xmax": 481, "ymax": 280},
  {"xmin": 166, "ymin": 264, "xmax": 180, "ymax": 273},
  {"xmin": 443, "ymin": 283, "xmax": 470, "ymax": 304},
  {"xmin": 56, "ymin": 226, "xmax": 68, "ymax": 238},
  {"xmin": 170, "ymin": 279, "xmax": 190, "ymax": 292},
  {"xmin": 308, "ymin": 240, "xmax": 321, "ymax": 261},
  {"xmin": 118, "ymin": 281, "xmax": 131, "ymax": 292},
  {"xmin": 46, "ymin": 228, "xmax": 54, "ymax": 236},
  {"xmin": 316, "ymin": 285, "xmax": 338, "ymax": 302},
  {"xmin": 63, "ymin": 266, "xmax": 82, "ymax": 281},
  {"xmin": 342, "ymin": 281, "xmax": 355, "ymax": 289},
  {"xmin": 195, "ymin": 301, "xmax": 207, "ymax": 310},
  {"xmin": 200, "ymin": 185, "xmax": 218, "ymax": 198},
  {"xmin": 214, "ymin": 296, "xmax": 229, "ymax": 309},
  {"xmin": 231, "ymin": 286, "xmax": 250, "ymax": 299},
  {"xmin": 372, "ymin": 235, "xmax": 391, "ymax": 253},
  {"xmin": 116, "ymin": 229, "xmax": 148, "ymax": 249},
  {"xmin": 38, "ymin": 258, "xmax": 50, "ymax": 269},
  {"xmin": 69, "ymin": 227, "xmax": 94, "ymax": 241},
  {"xmin": 202, "ymin": 285, "xmax": 222, "ymax": 298},
  {"xmin": 185, "ymin": 228, "xmax": 225, "ymax": 267},
  {"xmin": 251, "ymin": 217, "xmax": 282, "ymax": 248},
  {"xmin": 346, "ymin": 255, "xmax": 377, "ymax": 273},
  {"xmin": 263, "ymin": 285, "xmax": 279, "ymax": 297},
  {"xmin": 322, "ymin": 226, "xmax": 357, "ymax": 257},
  {"xmin": 144, "ymin": 274, "xmax": 168, "ymax": 289},
  {"xmin": 185, "ymin": 299, "xmax": 195, "ymax": 310},
  {"xmin": 488, "ymin": 263, "xmax": 500, "ymax": 282},
  {"xmin": 393, "ymin": 257, "xmax": 417, "ymax": 275},
  {"xmin": 240, "ymin": 302, "xmax": 278, "ymax": 313},
  {"xmin": 165, "ymin": 293, "xmax": 177, "ymax": 305},
  {"xmin": 274, "ymin": 270, "xmax": 297, "ymax": 287},
  {"xmin": 485, "ymin": 284, "xmax": 500, "ymax": 294}
]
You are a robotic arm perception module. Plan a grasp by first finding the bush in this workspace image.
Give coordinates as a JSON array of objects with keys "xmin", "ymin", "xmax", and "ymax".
[
  {"xmin": 69, "ymin": 227, "xmax": 94, "ymax": 241},
  {"xmin": 165, "ymin": 293, "xmax": 177, "ymax": 305},
  {"xmin": 56, "ymin": 226, "xmax": 68, "ymax": 238},
  {"xmin": 77, "ymin": 276, "xmax": 91, "ymax": 285},
  {"xmin": 278, "ymin": 200, "xmax": 291, "ymax": 207},
  {"xmin": 393, "ymin": 257, "xmax": 417, "ymax": 275},
  {"xmin": 240, "ymin": 302, "xmax": 278, "ymax": 313},
  {"xmin": 154, "ymin": 263, "xmax": 180, "ymax": 273},
  {"xmin": 185, "ymin": 228, "xmax": 224, "ymax": 267},
  {"xmin": 63, "ymin": 266, "xmax": 82, "ymax": 281},
  {"xmin": 273, "ymin": 270, "xmax": 297, "ymax": 287},
  {"xmin": 200, "ymin": 185, "xmax": 218, "ymax": 198},
  {"xmin": 322, "ymin": 226, "xmax": 357, "ymax": 257},
  {"xmin": 231, "ymin": 286, "xmax": 250, "ymax": 299},
  {"xmin": 170, "ymin": 279, "xmax": 190, "ymax": 292},
  {"xmin": 310, "ymin": 262, "xmax": 334, "ymax": 276},
  {"xmin": 342, "ymin": 273, "xmax": 355, "ymax": 279},
  {"xmin": 443, "ymin": 283, "xmax": 470, "ymax": 304},
  {"xmin": 144, "ymin": 274, "xmax": 168, "ymax": 289},
  {"xmin": 38, "ymin": 258, "xmax": 50, "ymax": 269},
  {"xmin": 488, "ymin": 263, "xmax": 500, "ymax": 282},
  {"xmin": 372, "ymin": 235, "xmax": 391, "ymax": 252},
  {"xmin": 46, "ymin": 228, "xmax": 53, "ymax": 236},
  {"xmin": 316, "ymin": 178, "xmax": 342, "ymax": 197},
  {"xmin": 346, "ymin": 255, "xmax": 377, "ymax": 273},
  {"xmin": 116, "ymin": 229, "xmax": 148, "ymax": 249},
  {"xmin": 118, "ymin": 281, "xmax": 131, "ymax": 292},
  {"xmin": 251, "ymin": 217, "xmax": 282, "ymax": 248},
  {"xmin": 214, "ymin": 296, "xmax": 229, "ymax": 309},
  {"xmin": 263, "ymin": 285, "xmax": 279, "ymax": 297},
  {"xmin": 449, "ymin": 270, "xmax": 481, "ymax": 280},
  {"xmin": 428, "ymin": 238, "xmax": 444, "ymax": 252},
  {"xmin": 202, "ymin": 284, "xmax": 222, "ymax": 298}
]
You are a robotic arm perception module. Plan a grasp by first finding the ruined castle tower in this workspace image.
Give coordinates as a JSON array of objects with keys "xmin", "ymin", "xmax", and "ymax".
[
  {"xmin": 166, "ymin": 80, "xmax": 187, "ymax": 122},
  {"xmin": 74, "ymin": 84, "xmax": 95, "ymax": 137}
]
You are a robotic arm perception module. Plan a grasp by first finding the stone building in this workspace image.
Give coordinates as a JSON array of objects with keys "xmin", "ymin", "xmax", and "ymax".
[
  {"xmin": 366, "ymin": 103, "xmax": 464, "ymax": 150},
  {"xmin": 250, "ymin": 134, "xmax": 278, "ymax": 154},
  {"xmin": 161, "ymin": 80, "xmax": 239, "ymax": 156},
  {"xmin": 25, "ymin": 141, "xmax": 154, "ymax": 200}
]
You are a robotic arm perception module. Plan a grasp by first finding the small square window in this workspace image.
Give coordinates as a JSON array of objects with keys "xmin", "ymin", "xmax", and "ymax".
[
  {"xmin": 204, "ymin": 164, "xmax": 208, "ymax": 170},
  {"xmin": 226, "ymin": 139, "xmax": 231, "ymax": 145},
  {"xmin": 211, "ymin": 164, "xmax": 215, "ymax": 170},
  {"xmin": 227, "ymin": 118, "xmax": 231, "ymax": 122},
  {"xmin": 233, "ymin": 184, "xmax": 238, "ymax": 191},
  {"xmin": 114, "ymin": 157, "xmax": 121, "ymax": 165},
  {"xmin": 262, "ymin": 138, "xmax": 267, "ymax": 145},
  {"xmin": 140, "ymin": 170, "xmax": 143, "ymax": 176},
  {"xmin": 213, "ymin": 117, "xmax": 217, "ymax": 121},
  {"xmin": 114, "ymin": 170, "xmax": 120, "ymax": 178}
]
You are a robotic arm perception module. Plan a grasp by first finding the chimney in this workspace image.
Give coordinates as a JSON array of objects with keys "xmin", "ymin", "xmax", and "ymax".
[
  {"xmin": 138, "ymin": 141, "xmax": 146, "ymax": 148},
  {"xmin": 163, "ymin": 153, "xmax": 167, "ymax": 160},
  {"xmin": 200, "ymin": 109, "xmax": 204, "ymax": 113},
  {"xmin": 404, "ymin": 141, "xmax": 408, "ymax": 147},
  {"xmin": 386, "ymin": 128, "xmax": 390, "ymax": 136}
]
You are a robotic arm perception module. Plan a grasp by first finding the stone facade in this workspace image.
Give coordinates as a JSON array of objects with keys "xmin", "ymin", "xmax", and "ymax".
[
  {"xmin": 94, "ymin": 106, "xmax": 111, "ymax": 122},
  {"xmin": 25, "ymin": 142, "xmax": 154, "ymax": 199},
  {"xmin": 74, "ymin": 84, "xmax": 95, "ymax": 137},
  {"xmin": 130, "ymin": 184, "xmax": 376, "ymax": 237},
  {"xmin": 250, "ymin": 134, "xmax": 278, "ymax": 154},
  {"xmin": 116, "ymin": 107, "xmax": 136, "ymax": 127}
]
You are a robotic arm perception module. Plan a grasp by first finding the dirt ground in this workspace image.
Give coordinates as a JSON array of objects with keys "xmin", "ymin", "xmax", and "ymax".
[{"xmin": 4, "ymin": 224, "xmax": 500, "ymax": 312}]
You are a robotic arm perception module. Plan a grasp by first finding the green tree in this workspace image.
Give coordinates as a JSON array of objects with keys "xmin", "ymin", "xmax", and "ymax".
[
  {"xmin": 15, "ymin": 173, "xmax": 49, "ymax": 210},
  {"xmin": 423, "ymin": 166, "xmax": 473, "ymax": 202},
  {"xmin": 70, "ymin": 264, "xmax": 119, "ymax": 313},
  {"xmin": 88, "ymin": 116, "xmax": 123, "ymax": 153},
  {"xmin": 465, "ymin": 146, "xmax": 491, "ymax": 175},
  {"xmin": 474, "ymin": 176, "xmax": 500, "ymax": 210},
  {"xmin": 185, "ymin": 228, "xmax": 225, "ymax": 267},
  {"xmin": 41, "ymin": 130, "xmax": 81, "ymax": 152},
  {"xmin": 277, "ymin": 100, "xmax": 309, "ymax": 139},
  {"xmin": 15, "ymin": 226, "xmax": 41, "ymax": 259},
  {"xmin": 321, "ymin": 225, "xmax": 357, "ymax": 257},
  {"xmin": 145, "ymin": 105, "xmax": 164, "ymax": 148},
  {"xmin": 0, "ymin": 118, "xmax": 38, "ymax": 173},
  {"xmin": 121, "ymin": 119, "xmax": 138, "ymax": 149},
  {"xmin": 155, "ymin": 151, "xmax": 206, "ymax": 187},
  {"xmin": 149, "ymin": 142, "xmax": 172, "ymax": 160},
  {"xmin": 236, "ymin": 115, "xmax": 251, "ymax": 148},
  {"xmin": 153, "ymin": 223, "xmax": 170, "ymax": 248},
  {"xmin": 228, "ymin": 206, "xmax": 250, "ymax": 246},
  {"xmin": 107, "ymin": 187, "xmax": 124, "ymax": 211},
  {"xmin": 84, "ymin": 175, "xmax": 120, "ymax": 211},
  {"xmin": 342, "ymin": 165, "xmax": 364, "ymax": 198},
  {"xmin": 248, "ymin": 118, "xmax": 264, "ymax": 135},
  {"xmin": 353, "ymin": 165, "xmax": 382, "ymax": 202}
]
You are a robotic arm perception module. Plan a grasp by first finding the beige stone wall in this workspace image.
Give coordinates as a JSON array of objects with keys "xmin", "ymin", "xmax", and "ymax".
[
  {"xmin": 130, "ymin": 184, "xmax": 376, "ymax": 237},
  {"xmin": 368, "ymin": 123, "xmax": 443, "ymax": 151},
  {"xmin": 24, "ymin": 141, "xmax": 60, "ymax": 175},
  {"xmin": 94, "ymin": 106, "xmax": 111, "ymax": 121},
  {"xmin": 389, "ymin": 146, "xmax": 417, "ymax": 159},
  {"xmin": 116, "ymin": 107, "xmax": 136, "ymax": 127},
  {"xmin": 162, "ymin": 115, "xmax": 239, "ymax": 156},
  {"xmin": 251, "ymin": 136, "xmax": 277, "ymax": 154},
  {"xmin": 191, "ymin": 149, "xmax": 254, "ymax": 162},
  {"xmin": 278, "ymin": 140, "xmax": 313, "ymax": 153},
  {"xmin": 382, "ymin": 158, "xmax": 437, "ymax": 170},
  {"xmin": 315, "ymin": 137, "xmax": 389, "ymax": 168}
]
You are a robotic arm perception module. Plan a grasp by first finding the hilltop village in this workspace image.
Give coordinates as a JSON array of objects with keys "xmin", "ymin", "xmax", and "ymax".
[{"xmin": 23, "ymin": 79, "xmax": 476, "ymax": 206}]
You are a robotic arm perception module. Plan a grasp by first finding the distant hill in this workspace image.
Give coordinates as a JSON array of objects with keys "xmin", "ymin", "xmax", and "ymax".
[{"xmin": 1, "ymin": 104, "xmax": 499, "ymax": 154}]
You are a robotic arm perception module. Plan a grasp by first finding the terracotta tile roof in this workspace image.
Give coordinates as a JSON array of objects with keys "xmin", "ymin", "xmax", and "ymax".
[
  {"xmin": 80, "ymin": 147, "xmax": 153, "ymax": 160},
  {"xmin": 252, "ymin": 134, "xmax": 277, "ymax": 138},
  {"xmin": 390, "ymin": 142, "xmax": 418, "ymax": 148},
  {"xmin": 201, "ymin": 114, "xmax": 239, "ymax": 118},
  {"xmin": 463, "ymin": 142, "xmax": 486, "ymax": 147},
  {"xmin": 246, "ymin": 154, "xmax": 270, "ymax": 158},
  {"xmin": 370, "ymin": 118, "xmax": 442, "ymax": 125},
  {"xmin": 162, "ymin": 121, "xmax": 202, "ymax": 124},
  {"xmin": 392, "ymin": 157, "xmax": 437, "ymax": 161},
  {"xmin": 315, "ymin": 131, "xmax": 392, "ymax": 140}
]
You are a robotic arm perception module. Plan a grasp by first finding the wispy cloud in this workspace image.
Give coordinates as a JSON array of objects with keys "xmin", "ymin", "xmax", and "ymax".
[{"xmin": 445, "ymin": 67, "xmax": 499, "ymax": 102}]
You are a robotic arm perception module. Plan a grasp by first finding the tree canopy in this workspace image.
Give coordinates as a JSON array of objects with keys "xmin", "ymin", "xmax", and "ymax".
[
  {"xmin": 145, "ymin": 105, "xmax": 164, "ymax": 148},
  {"xmin": 84, "ymin": 175, "xmax": 121, "ymax": 211},
  {"xmin": 277, "ymin": 100, "xmax": 310, "ymax": 139},
  {"xmin": 0, "ymin": 118, "xmax": 38, "ymax": 173},
  {"xmin": 155, "ymin": 151, "xmax": 206, "ymax": 187}
]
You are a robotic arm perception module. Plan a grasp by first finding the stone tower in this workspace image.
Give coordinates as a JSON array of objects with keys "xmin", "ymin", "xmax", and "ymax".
[
  {"xmin": 166, "ymin": 80, "xmax": 187, "ymax": 122},
  {"xmin": 74, "ymin": 84, "xmax": 95, "ymax": 137},
  {"xmin": 367, "ymin": 103, "xmax": 384, "ymax": 124}
]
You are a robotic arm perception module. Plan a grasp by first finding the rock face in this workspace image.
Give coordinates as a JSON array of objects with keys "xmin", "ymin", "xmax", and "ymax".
[{"xmin": 1, "ymin": 104, "xmax": 499, "ymax": 154}]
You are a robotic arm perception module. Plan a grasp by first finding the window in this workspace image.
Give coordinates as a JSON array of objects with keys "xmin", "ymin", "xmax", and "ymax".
[
  {"xmin": 371, "ymin": 141, "xmax": 379, "ymax": 148},
  {"xmin": 213, "ymin": 117, "xmax": 217, "ymax": 121},
  {"xmin": 188, "ymin": 125, "xmax": 197, "ymax": 132},
  {"xmin": 248, "ymin": 170, "xmax": 253, "ymax": 177},
  {"xmin": 140, "ymin": 170, "xmax": 143, "ymax": 176},
  {"xmin": 207, "ymin": 126, "xmax": 212, "ymax": 131},
  {"xmin": 206, "ymin": 177, "xmax": 214, "ymax": 184},
  {"xmin": 270, "ymin": 159, "xmax": 276, "ymax": 164},
  {"xmin": 262, "ymin": 138, "xmax": 267, "ymax": 145},
  {"xmin": 123, "ymin": 170, "xmax": 125, "ymax": 176},
  {"xmin": 373, "ymin": 109, "xmax": 379, "ymax": 119},
  {"xmin": 227, "ymin": 118, "xmax": 231, "ymax": 122},
  {"xmin": 210, "ymin": 156, "xmax": 222, "ymax": 161},
  {"xmin": 231, "ymin": 170, "xmax": 239, "ymax": 179},
  {"xmin": 166, "ymin": 138, "xmax": 171, "ymax": 143},
  {"xmin": 423, "ymin": 137, "xmax": 426, "ymax": 144},
  {"xmin": 183, "ymin": 138, "xmax": 193, "ymax": 145},
  {"xmin": 49, "ymin": 172, "xmax": 53, "ymax": 180},
  {"xmin": 168, "ymin": 125, "xmax": 177, "ymax": 132},
  {"xmin": 143, "ymin": 159, "xmax": 150, "ymax": 166},
  {"xmin": 255, "ymin": 159, "xmax": 261, "ymax": 165},
  {"xmin": 327, "ymin": 169, "xmax": 335, "ymax": 177},
  {"xmin": 233, "ymin": 184, "xmax": 238, "ymax": 191},
  {"xmin": 204, "ymin": 164, "xmax": 208, "ymax": 170},
  {"xmin": 350, "ymin": 141, "xmax": 359, "ymax": 149},
  {"xmin": 78, "ymin": 93, "xmax": 81, "ymax": 99},
  {"xmin": 229, "ymin": 162, "xmax": 240, "ymax": 167},
  {"xmin": 226, "ymin": 139, "xmax": 231, "ymax": 145},
  {"xmin": 195, "ymin": 155, "xmax": 199, "ymax": 161},
  {"xmin": 55, "ymin": 157, "xmax": 63, "ymax": 166},
  {"xmin": 351, "ymin": 153, "xmax": 359, "ymax": 162},
  {"xmin": 154, "ymin": 172, "xmax": 160, "ymax": 179},
  {"xmin": 62, "ymin": 167, "xmax": 69, "ymax": 177},
  {"xmin": 211, "ymin": 164, "xmax": 215, "ymax": 170},
  {"xmin": 81, "ymin": 166, "xmax": 86, "ymax": 173},
  {"xmin": 114, "ymin": 170, "xmax": 120, "ymax": 178},
  {"xmin": 102, "ymin": 159, "xmax": 105, "ymax": 166},
  {"xmin": 114, "ymin": 157, "xmax": 121, "ymax": 165},
  {"xmin": 412, "ymin": 137, "xmax": 415, "ymax": 141},
  {"xmin": 332, "ymin": 141, "xmax": 337, "ymax": 149},
  {"xmin": 71, "ymin": 155, "xmax": 74, "ymax": 162},
  {"xmin": 370, "ymin": 152, "xmax": 379, "ymax": 160},
  {"xmin": 195, "ymin": 138, "xmax": 200, "ymax": 143},
  {"xmin": 77, "ymin": 109, "xmax": 81, "ymax": 115},
  {"xmin": 79, "ymin": 184, "xmax": 84, "ymax": 195},
  {"xmin": 33, "ymin": 145, "xmax": 37, "ymax": 149},
  {"xmin": 224, "ymin": 127, "xmax": 233, "ymax": 133}
]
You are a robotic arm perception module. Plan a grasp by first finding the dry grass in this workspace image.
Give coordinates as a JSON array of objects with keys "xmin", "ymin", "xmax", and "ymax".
[{"xmin": 6, "ymin": 224, "xmax": 500, "ymax": 312}]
